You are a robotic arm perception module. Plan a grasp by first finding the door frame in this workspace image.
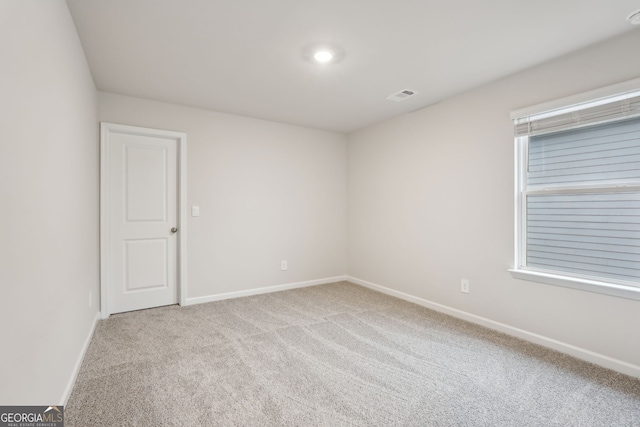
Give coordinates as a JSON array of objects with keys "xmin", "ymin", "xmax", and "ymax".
[{"xmin": 100, "ymin": 122, "xmax": 188, "ymax": 319}]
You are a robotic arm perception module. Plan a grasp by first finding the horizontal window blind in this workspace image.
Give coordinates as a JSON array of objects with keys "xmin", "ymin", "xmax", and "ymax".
[{"xmin": 515, "ymin": 92, "xmax": 640, "ymax": 137}]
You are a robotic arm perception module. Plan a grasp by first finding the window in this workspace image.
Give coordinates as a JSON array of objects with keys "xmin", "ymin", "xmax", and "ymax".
[{"xmin": 510, "ymin": 79, "xmax": 640, "ymax": 300}]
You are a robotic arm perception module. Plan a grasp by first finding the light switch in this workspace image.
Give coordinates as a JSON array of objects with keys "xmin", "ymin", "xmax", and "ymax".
[{"xmin": 191, "ymin": 206, "xmax": 200, "ymax": 217}]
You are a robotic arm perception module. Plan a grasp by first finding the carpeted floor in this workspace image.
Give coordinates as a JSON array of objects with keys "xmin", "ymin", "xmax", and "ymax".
[{"xmin": 66, "ymin": 281, "xmax": 640, "ymax": 426}]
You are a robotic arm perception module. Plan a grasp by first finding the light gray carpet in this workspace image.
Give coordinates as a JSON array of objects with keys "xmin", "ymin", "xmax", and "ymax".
[{"xmin": 66, "ymin": 282, "xmax": 640, "ymax": 426}]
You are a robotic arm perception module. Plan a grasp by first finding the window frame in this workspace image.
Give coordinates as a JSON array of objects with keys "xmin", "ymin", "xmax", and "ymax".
[{"xmin": 509, "ymin": 78, "xmax": 640, "ymax": 301}]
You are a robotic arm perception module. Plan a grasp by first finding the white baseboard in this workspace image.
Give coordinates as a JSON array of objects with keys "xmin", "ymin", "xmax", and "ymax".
[
  {"xmin": 61, "ymin": 311, "xmax": 100, "ymax": 405},
  {"xmin": 185, "ymin": 275, "xmax": 348, "ymax": 306},
  {"xmin": 347, "ymin": 276, "xmax": 640, "ymax": 379}
]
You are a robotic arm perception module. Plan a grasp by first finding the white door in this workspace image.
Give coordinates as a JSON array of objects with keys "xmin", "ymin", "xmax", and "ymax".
[{"xmin": 101, "ymin": 123, "xmax": 186, "ymax": 316}]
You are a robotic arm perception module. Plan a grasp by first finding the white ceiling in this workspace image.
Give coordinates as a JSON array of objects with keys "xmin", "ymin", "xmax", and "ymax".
[{"xmin": 66, "ymin": 0, "xmax": 639, "ymax": 133}]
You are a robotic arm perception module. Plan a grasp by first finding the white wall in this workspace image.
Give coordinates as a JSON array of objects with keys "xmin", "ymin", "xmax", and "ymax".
[
  {"xmin": 348, "ymin": 30, "xmax": 640, "ymax": 368},
  {"xmin": 0, "ymin": 1, "xmax": 99, "ymax": 404},
  {"xmin": 98, "ymin": 93, "xmax": 347, "ymax": 300}
]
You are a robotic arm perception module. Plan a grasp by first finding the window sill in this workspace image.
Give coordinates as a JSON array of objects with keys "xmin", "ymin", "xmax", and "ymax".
[{"xmin": 508, "ymin": 268, "xmax": 640, "ymax": 301}]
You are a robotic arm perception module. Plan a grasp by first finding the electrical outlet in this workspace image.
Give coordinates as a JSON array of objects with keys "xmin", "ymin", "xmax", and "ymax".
[
  {"xmin": 461, "ymin": 279, "xmax": 470, "ymax": 294},
  {"xmin": 281, "ymin": 260, "xmax": 287, "ymax": 271}
]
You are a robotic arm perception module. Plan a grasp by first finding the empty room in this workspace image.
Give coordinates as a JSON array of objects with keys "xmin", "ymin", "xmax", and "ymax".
[{"xmin": 1, "ymin": 0, "xmax": 640, "ymax": 425}]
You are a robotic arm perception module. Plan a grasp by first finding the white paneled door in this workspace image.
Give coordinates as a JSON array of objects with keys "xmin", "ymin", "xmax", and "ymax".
[{"xmin": 101, "ymin": 123, "xmax": 186, "ymax": 317}]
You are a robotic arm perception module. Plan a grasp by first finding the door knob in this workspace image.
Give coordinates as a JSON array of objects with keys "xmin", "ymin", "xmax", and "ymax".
[{"xmin": 171, "ymin": 227, "xmax": 178, "ymax": 234}]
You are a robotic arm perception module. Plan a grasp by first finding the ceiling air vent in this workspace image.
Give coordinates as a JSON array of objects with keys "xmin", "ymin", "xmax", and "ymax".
[{"xmin": 386, "ymin": 89, "xmax": 417, "ymax": 102}]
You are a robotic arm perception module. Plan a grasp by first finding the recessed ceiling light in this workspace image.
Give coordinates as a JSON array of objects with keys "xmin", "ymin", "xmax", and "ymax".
[
  {"xmin": 302, "ymin": 43, "xmax": 345, "ymax": 65},
  {"xmin": 627, "ymin": 9, "xmax": 640, "ymax": 24},
  {"xmin": 313, "ymin": 50, "xmax": 334, "ymax": 63}
]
